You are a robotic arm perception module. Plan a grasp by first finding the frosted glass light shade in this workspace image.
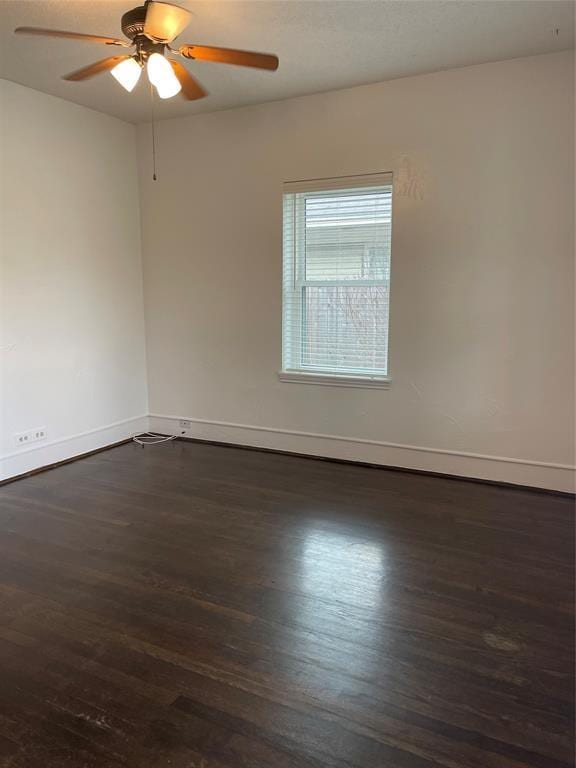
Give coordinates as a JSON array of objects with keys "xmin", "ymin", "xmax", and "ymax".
[
  {"xmin": 147, "ymin": 53, "xmax": 181, "ymax": 99},
  {"xmin": 110, "ymin": 57, "xmax": 142, "ymax": 92}
]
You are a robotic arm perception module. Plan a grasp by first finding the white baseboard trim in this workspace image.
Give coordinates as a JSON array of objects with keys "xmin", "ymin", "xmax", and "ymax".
[
  {"xmin": 150, "ymin": 413, "xmax": 575, "ymax": 494},
  {"xmin": 2, "ymin": 411, "xmax": 573, "ymax": 493},
  {"xmin": 0, "ymin": 414, "xmax": 149, "ymax": 482}
]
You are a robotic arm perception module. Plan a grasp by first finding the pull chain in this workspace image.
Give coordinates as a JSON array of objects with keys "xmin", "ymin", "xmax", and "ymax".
[{"xmin": 150, "ymin": 84, "xmax": 157, "ymax": 181}]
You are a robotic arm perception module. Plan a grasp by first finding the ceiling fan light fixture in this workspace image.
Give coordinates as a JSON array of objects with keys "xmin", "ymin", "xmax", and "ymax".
[
  {"xmin": 147, "ymin": 52, "xmax": 181, "ymax": 98},
  {"xmin": 110, "ymin": 56, "xmax": 142, "ymax": 91},
  {"xmin": 14, "ymin": 3, "xmax": 279, "ymax": 106}
]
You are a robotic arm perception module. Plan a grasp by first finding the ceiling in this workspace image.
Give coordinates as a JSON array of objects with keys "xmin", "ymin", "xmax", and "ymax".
[{"xmin": 0, "ymin": 0, "xmax": 573, "ymax": 124}]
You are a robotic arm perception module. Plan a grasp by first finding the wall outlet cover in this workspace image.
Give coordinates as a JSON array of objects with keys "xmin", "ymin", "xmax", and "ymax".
[{"xmin": 14, "ymin": 427, "xmax": 47, "ymax": 447}]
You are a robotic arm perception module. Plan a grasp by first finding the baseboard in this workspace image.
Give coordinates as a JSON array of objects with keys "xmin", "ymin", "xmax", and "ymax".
[
  {"xmin": 149, "ymin": 414, "xmax": 575, "ymax": 494},
  {"xmin": 0, "ymin": 414, "xmax": 149, "ymax": 482},
  {"xmin": 3, "ymin": 412, "xmax": 573, "ymax": 494}
]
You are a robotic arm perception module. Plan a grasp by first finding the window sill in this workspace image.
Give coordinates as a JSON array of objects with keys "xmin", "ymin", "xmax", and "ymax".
[{"xmin": 278, "ymin": 370, "xmax": 391, "ymax": 389}]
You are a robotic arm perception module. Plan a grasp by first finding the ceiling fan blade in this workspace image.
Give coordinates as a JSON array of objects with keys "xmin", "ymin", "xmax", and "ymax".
[
  {"xmin": 62, "ymin": 56, "xmax": 130, "ymax": 81},
  {"xmin": 179, "ymin": 44, "xmax": 279, "ymax": 71},
  {"xmin": 14, "ymin": 27, "xmax": 129, "ymax": 46},
  {"xmin": 144, "ymin": 2, "xmax": 191, "ymax": 43},
  {"xmin": 169, "ymin": 60, "xmax": 207, "ymax": 100}
]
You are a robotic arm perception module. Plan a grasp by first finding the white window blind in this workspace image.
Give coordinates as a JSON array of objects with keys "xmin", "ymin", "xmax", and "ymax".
[{"xmin": 282, "ymin": 173, "xmax": 393, "ymax": 383}]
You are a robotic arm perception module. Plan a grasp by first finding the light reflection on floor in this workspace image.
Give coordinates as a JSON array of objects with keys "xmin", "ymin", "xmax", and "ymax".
[
  {"xmin": 299, "ymin": 525, "xmax": 387, "ymax": 611},
  {"xmin": 254, "ymin": 517, "xmax": 393, "ymax": 765},
  {"xmin": 267, "ymin": 523, "xmax": 390, "ymax": 699}
]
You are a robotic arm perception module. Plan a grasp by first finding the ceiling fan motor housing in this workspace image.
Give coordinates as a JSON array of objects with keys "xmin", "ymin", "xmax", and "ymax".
[{"xmin": 121, "ymin": 5, "xmax": 147, "ymax": 41}]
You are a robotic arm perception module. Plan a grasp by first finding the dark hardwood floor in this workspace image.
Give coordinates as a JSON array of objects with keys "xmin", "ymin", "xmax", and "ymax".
[{"xmin": 0, "ymin": 440, "xmax": 573, "ymax": 768}]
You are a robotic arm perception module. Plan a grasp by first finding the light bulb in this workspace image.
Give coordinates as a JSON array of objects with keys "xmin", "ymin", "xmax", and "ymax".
[
  {"xmin": 110, "ymin": 57, "xmax": 142, "ymax": 92},
  {"xmin": 147, "ymin": 52, "xmax": 181, "ymax": 99},
  {"xmin": 154, "ymin": 79, "xmax": 182, "ymax": 99}
]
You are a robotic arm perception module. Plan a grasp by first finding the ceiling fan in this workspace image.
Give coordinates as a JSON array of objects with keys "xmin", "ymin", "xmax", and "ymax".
[{"xmin": 14, "ymin": 0, "xmax": 279, "ymax": 101}]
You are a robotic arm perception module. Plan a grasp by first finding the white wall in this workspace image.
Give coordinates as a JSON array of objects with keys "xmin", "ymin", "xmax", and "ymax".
[
  {"xmin": 0, "ymin": 80, "xmax": 148, "ymax": 479},
  {"xmin": 138, "ymin": 51, "xmax": 575, "ymax": 492}
]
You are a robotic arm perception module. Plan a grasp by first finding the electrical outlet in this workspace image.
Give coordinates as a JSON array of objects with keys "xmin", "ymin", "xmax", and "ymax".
[
  {"xmin": 179, "ymin": 420, "xmax": 192, "ymax": 429},
  {"xmin": 14, "ymin": 427, "xmax": 47, "ymax": 447}
]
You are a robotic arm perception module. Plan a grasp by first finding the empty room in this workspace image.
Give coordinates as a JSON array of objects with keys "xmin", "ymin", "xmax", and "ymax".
[{"xmin": 0, "ymin": 0, "xmax": 574, "ymax": 766}]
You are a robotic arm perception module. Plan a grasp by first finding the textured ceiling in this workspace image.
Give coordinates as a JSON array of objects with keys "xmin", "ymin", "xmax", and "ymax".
[{"xmin": 0, "ymin": 0, "xmax": 573, "ymax": 124}]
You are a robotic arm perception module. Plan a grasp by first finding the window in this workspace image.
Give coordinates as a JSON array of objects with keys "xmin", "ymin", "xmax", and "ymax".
[{"xmin": 281, "ymin": 173, "xmax": 393, "ymax": 387}]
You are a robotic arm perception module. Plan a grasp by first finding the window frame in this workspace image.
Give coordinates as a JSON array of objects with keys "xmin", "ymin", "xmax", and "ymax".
[{"xmin": 280, "ymin": 173, "xmax": 393, "ymax": 389}]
